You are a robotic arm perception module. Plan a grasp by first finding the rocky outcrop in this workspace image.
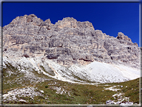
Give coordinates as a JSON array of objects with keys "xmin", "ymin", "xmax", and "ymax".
[
  {"xmin": 117, "ymin": 32, "xmax": 132, "ymax": 42},
  {"xmin": 3, "ymin": 14, "xmax": 140, "ymax": 68}
]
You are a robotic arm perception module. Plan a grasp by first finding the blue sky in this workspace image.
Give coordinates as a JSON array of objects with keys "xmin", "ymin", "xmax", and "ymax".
[{"xmin": 2, "ymin": 2, "xmax": 140, "ymax": 46}]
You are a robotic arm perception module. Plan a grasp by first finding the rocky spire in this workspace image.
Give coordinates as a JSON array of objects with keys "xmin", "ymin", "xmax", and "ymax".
[
  {"xmin": 116, "ymin": 32, "xmax": 132, "ymax": 42},
  {"xmin": 54, "ymin": 17, "xmax": 94, "ymax": 31}
]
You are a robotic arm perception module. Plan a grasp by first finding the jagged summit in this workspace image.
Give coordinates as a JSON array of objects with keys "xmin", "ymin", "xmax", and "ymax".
[
  {"xmin": 117, "ymin": 32, "xmax": 131, "ymax": 42},
  {"xmin": 3, "ymin": 14, "xmax": 140, "ymax": 69}
]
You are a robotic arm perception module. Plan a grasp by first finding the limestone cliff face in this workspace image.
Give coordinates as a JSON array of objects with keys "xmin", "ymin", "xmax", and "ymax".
[{"xmin": 3, "ymin": 14, "xmax": 140, "ymax": 68}]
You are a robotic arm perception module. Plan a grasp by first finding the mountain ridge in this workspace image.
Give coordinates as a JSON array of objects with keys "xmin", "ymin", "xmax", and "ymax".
[
  {"xmin": 3, "ymin": 14, "xmax": 140, "ymax": 69},
  {"xmin": 2, "ymin": 14, "xmax": 140, "ymax": 105}
]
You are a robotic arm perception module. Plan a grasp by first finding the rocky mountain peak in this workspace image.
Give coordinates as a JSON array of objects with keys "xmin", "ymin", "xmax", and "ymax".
[
  {"xmin": 117, "ymin": 32, "xmax": 132, "ymax": 42},
  {"xmin": 2, "ymin": 14, "xmax": 140, "ymax": 68},
  {"xmin": 9, "ymin": 14, "xmax": 43, "ymax": 26},
  {"xmin": 62, "ymin": 17, "xmax": 77, "ymax": 22},
  {"xmin": 54, "ymin": 17, "xmax": 94, "ymax": 30},
  {"xmin": 2, "ymin": 14, "xmax": 140, "ymax": 105},
  {"xmin": 44, "ymin": 19, "xmax": 52, "ymax": 24}
]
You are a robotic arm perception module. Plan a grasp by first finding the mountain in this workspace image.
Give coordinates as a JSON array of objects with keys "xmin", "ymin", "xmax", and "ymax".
[{"xmin": 1, "ymin": 14, "xmax": 140, "ymax": 104}]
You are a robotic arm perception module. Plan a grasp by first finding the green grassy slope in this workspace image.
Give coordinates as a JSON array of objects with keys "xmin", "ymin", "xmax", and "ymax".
[{"xmin": 2, "ymin": 63, "xmax": 141, "ymax": 104}]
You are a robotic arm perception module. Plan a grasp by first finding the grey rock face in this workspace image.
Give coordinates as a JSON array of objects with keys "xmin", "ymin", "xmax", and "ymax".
[
  {"xmin": 117, "ymin": 32, "xmax": 132, "ymax": 42},
  {"xmin": 3, "ymin": 14, "xmax": 140, "ymax": 68}
]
